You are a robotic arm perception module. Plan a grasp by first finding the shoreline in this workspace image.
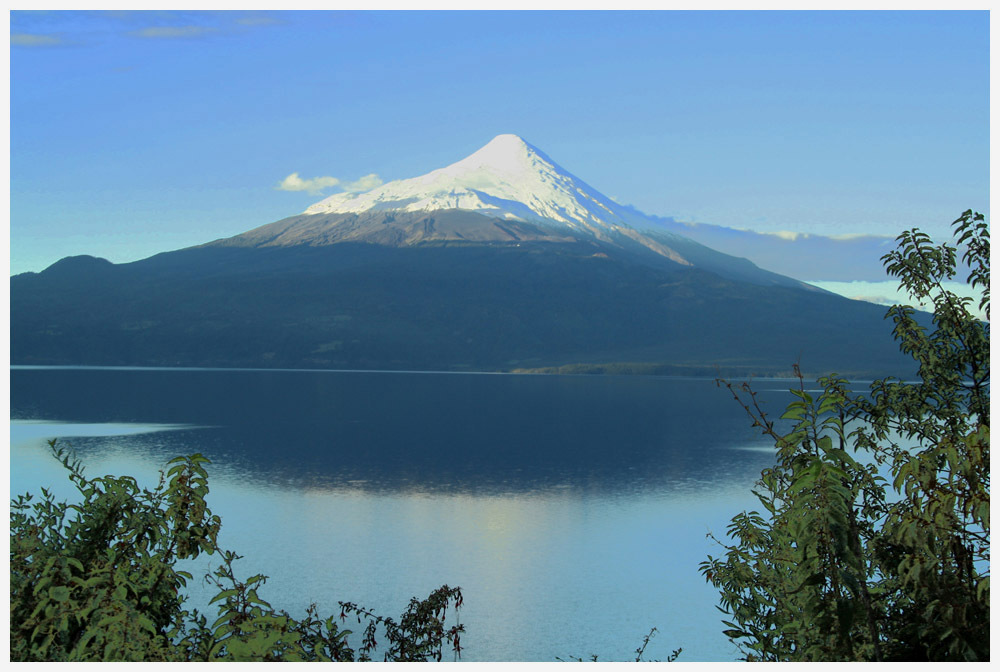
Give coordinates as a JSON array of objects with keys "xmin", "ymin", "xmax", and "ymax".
[{"xmin": 10, "ymin": 363, "xmax": 900, "ymax": 384}]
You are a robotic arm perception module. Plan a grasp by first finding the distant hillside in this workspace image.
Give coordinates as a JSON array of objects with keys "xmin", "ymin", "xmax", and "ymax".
[{"xmin": 12, "ymin": 237, "xmax": 916, "ymax": 379}]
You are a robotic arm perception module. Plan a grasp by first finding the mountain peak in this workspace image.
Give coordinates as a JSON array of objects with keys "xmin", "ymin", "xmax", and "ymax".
[
  {"xmin": 477, "ymin": 133, "xmax": 534, "ymax": 153},
  {"xmin": 302, "ymin": 135, "xmax": 650, "ymax": 234},
  {"xmin": 442, "ymin": 133, "xmax": 542, "ymax": 178}
]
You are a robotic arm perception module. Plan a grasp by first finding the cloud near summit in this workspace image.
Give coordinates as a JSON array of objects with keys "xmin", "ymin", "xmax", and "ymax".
[
  {"xmin": 340, "ymin": 174, "xmax": 384, "ymax": 193},
  {"xmin": 277, "ymin": 172, "xmax": 383, "ymax": 196}
]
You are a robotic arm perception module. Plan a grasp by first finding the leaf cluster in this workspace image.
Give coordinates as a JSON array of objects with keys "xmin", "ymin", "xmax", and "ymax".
[
  {"xmin": 10, "ymin": 441, "xmax": 464, "ymax": 662},
  {"xmin": 702, "ymin": 211, "xmax": 990, "ymax": 661},
  {"xmin": 555, "ymin": 627, "xmax": 682, "ymax": 662}
]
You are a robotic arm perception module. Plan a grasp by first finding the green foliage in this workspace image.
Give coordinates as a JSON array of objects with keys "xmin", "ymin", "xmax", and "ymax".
[
  {"xmin": 339, "ymin": 585, "xmax": 465, "ymax": 662},
  {"xmin": 702, "ymin": 210, "xmax": 989, "ymax": 662},
  {"xmin": 555, "ymin": 627, "xmax": 682, "ymax": 662},
  {"xmin": 10, "ymin": 441, "xmax": 464, "ymax": 662}
]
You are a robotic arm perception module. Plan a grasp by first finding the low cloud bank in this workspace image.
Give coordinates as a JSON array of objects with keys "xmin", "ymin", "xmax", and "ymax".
[
  {"xmin": 276, "ymin": 172, "xmax": 383, "ymax": 196},
  {"xmin": 806, "ymin": 280, "xmax": 987, "ymax": 321}
]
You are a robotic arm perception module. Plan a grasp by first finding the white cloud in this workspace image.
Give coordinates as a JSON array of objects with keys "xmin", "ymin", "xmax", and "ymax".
[
  {"xmin": 276, "ymin": 172, "xmax": 383, "ymax": 196},
  {"xmin": 828, "ymin": 232, "xmax": 885, "ymax": 241},
  {"xmin": 276, "ymin": 173, "xmax": 341, "ymax": 195},
  {"xmin": 11, "ymin": 33, "xmax": 63, "ymax": 47},
  {"xmin": 849, "ymin": 295, "xmax": 897, "ymax": 306},
  {"xmin": 768, "ymin": 230, "xmax": 809, "ymax": 242},
  {"xmin": 129, "ymin": 26, "xmax": 217, "ymax": 39},
  {"xmin": 339, "ymin": 173, "xmax": 383, "ymax": 193}
]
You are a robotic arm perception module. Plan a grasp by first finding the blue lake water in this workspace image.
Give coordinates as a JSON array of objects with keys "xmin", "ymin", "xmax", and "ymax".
[{"xmin": 9, "ymin": 366, "xmax": 830, "ymax": 661}]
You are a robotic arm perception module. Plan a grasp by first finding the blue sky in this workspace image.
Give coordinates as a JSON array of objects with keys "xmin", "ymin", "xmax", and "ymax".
[{"xmin": 9, "ymin": 10, "xmax": 989, "ymax": 276}]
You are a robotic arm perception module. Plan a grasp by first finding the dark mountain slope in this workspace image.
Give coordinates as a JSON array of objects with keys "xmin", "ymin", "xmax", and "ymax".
[
  {"xmin": 207, "ymin": 209, "xmax": 820, "ymax": 292},
  {"xmin": 12, "ymin": 238, "xmax": 914, "ymax": 378}
]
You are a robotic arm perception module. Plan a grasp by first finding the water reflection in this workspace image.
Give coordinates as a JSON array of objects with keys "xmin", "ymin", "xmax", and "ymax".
[
  {"xmin": 11, "ymin": 368, "xmax": 809, "ymax": 661},
  {"xmin": 12, "ymin": 367, "xmax": 799, "ymax": 497},
  {"xmin": 11, "ymin": 425, "xmax": 757, "ymax": 663}
]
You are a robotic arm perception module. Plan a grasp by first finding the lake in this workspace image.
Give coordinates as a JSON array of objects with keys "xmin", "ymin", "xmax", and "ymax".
[{"xmin": 9, "ymin": 366, "xmax": 823, "ymax": 661}]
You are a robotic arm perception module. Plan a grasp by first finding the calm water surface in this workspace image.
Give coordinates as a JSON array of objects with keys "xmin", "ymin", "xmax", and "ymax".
[{"xmin": 10, "ymin": 367, "xmax": 822, "ymax": 661}]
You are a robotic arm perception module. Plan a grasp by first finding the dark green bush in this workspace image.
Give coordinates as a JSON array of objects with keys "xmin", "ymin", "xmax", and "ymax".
[
  {"xmin": 10, "ymin": 444, "xmax": 464, "ymax": 661},
  {"xmin": 703, "ymin": 211, "xmax": 989, "ymax": 661}
]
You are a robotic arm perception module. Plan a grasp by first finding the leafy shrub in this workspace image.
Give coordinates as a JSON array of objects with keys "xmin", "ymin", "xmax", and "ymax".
[
  {"xmin": 10, "ymin": 443, "xmax": 464, "ymax": 661},
  {"xmin": 702, "ymin": 210, "xmax": 989, "ymax": 661}
]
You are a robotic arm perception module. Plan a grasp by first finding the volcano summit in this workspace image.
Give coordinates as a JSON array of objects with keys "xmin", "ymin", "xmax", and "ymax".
[
  {"xmin": 12, "ymin": 135, "xmax": 914, "ymax": 376},
  {"xmin": 216, "ymin": 135, "xmax": 815, "ymax": 290},
  {"xmin": 305, "ymin": 134, "xmax": 651, "ymax": 233}
]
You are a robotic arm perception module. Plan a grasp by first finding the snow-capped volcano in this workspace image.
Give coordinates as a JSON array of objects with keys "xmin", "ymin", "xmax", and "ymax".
[
  {"xmin": 17, "ymin": 135, "xmax": 866, "ymax": 376},
  {"xmin": 218, "ymin": 134, "xmax": 818, "ymax": 290},
  {"xmin": 304, "ymin": 134, "xmax": 653, "ymax": 235}
]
